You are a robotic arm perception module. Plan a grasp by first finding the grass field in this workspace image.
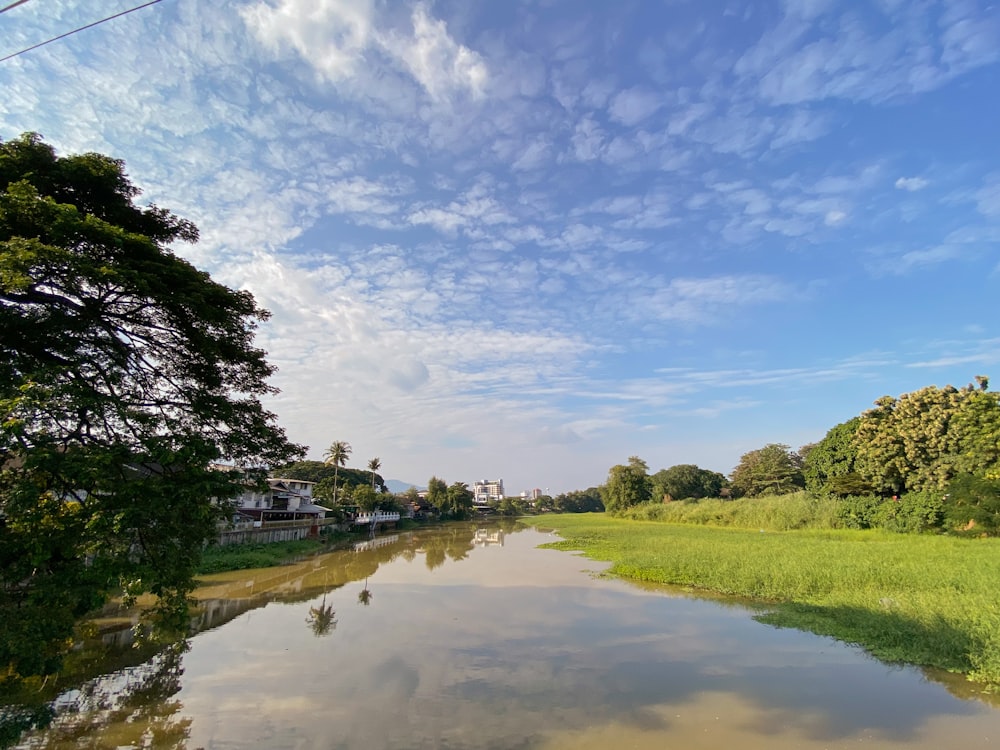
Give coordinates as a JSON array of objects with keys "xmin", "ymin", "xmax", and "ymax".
[{"xmin": 524, "ymin": 513, "xmax": 1000, "ymax": 687}]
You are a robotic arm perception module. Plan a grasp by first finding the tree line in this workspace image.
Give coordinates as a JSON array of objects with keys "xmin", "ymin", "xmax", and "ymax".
[{"xmin": 599, "ymin": 376, "xmax": 1000, "ymax": 534}]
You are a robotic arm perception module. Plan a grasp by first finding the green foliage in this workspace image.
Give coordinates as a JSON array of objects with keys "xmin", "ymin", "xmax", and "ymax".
[
  {"xmin": 619, "ymin": 491, "xmax": 841, "ymax": 531},
  {"xmin": 601, "ymin": 456, "xmax": 652, "ymax": 515},
  {"xmin": 352, "ymin": 485, "xmax": 379, "ymax": 512},
  {"xmin": 426, "ymin": 476, "xmax": 447, "ymax": 513},
  {"xmin": 650, "ymin": 464, "xmax": 727, "ymax": 501},
  {"xmin": 196, "ymin": 539, "xmax": 329, "ymax": 574},
  {"xmin": 729, "ymin": 443, "xmax": 804, "ymax": 497},
  {"xmin": 803, "ymin": 418, "xmax": 862, "ymax": 494},
  {"xmin": 836, "ymin": 492, "xmax": 944, "ymax": 533},
  {"xmin": 943, "ymin": 473, "xmax": 1000, "ymax": 535},
  {"xmin": 853, "ymin": 380, "xmax": 1000, "ymax": 495},
  {"xmin": 496, "ymin": 496, "xmax": 523, "ymax": 516},
  {"xmin": 836, "ymin": 495, "xmax": 885, "ymax": 530},
  {"xmin": 526, "ymin": 514, "xmax": 1000, "ymax": 686},
  {"xmin": 276, "ymin": 460, "xmax": 385, "ymax": 497},
  {"xmin": 0, "ymin": 134, "xmax": 302, "ymax": 684},
  {"xmin": 442, "ymin": 482, "xmax": 474, "ymax": 520},
  {"xmin": 552, "ymin": 487, "xmax": 604, "ymax": 513}
]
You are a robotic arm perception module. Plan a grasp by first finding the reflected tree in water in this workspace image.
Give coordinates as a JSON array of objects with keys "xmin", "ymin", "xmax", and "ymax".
[
  {"xmin": 306, "ymin": 596, "xmax": 338, "ymax": 637},
  {"xmin": 3, "ymin": 641, "xmax": 192, "ymax": 749},
  {"xmin": 358, "ymin": 578, "xmax": 373, "ymax": 606}
]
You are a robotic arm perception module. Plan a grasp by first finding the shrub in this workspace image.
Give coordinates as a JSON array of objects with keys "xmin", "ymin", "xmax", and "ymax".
[
  {"xmin": 836, "ymin": 494, "xmax": 884, "ymax": 529},
  {"xmin": 943, "ymin": 473, "xmax": 1000, "ymax": 535}
]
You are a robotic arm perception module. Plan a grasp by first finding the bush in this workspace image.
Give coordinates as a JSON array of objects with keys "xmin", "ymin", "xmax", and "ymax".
[
  {"xmin": 944, "ymin": 473, "xmax": 1000, "ymax": 535},
  {"xmin": 837, "ymin": 492, "xmax": 943, "ymax": 533},
  {"xmin": 835, "ymin": 495, "xmax": 884, "ymax": 529}
]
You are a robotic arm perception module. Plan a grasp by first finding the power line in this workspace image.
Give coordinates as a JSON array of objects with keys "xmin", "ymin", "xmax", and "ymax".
[
  {"xmin": 1, "ymin": 0, "xmax": 165, "ymax": 63},
  {"xmin": 1, "ymin": 1, "xmax": 34, "ymax": 14}
]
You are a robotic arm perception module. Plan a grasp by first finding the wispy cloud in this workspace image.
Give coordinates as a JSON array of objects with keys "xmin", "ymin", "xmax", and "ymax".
[{"xmin": 2, "ymin": 0, "xmax": 997, "ymax": 490}]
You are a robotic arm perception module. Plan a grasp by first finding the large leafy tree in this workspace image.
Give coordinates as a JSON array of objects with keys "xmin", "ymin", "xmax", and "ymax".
[
  {"xmin": 602, "ymin": 456, "xmax": 652, "ymax": 514},
  {"xmin": 729, "ymin": 444, "xmax": 804, "ymax": 497},
  {"xmin": 0, "ymin": 134, "xmax": 302, "ymax": 682},
  {"xmin": 650, "ymin": 464, "xmax": 727, "ymax": 501},
  {"xmin": 445, "ymin": 481, "xmax": 474, "ymax": 520},
  {"xmin": 426, "ymin": 476, "xmax": 448, "ymax": 513},
  {"xmin": 853, "ymin": 379, "xmax": 1000, "ymax": 494}
]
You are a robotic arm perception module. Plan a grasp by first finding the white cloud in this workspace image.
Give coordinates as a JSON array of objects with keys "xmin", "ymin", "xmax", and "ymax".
[
  {"xmin": 241, "ymin": 0, "xmax": 374, "ymax": 81},
  {"xmin": 895, "ymin": 176, "xmax": 929, "ymax": 191},
  {"xmin": 608, "ymin": 87, "xmax": 663, "ymax": 127},
  {"xmin": 976, "ymin": 176, "xmax": 1000, "ymax": 217},
  {"xmin": 243, "ymin": 0, "xmax": 487, "ymax": 101},
  {"xmin": 389, "ymin": 4, "xmax": 489, "ymax": 101}
]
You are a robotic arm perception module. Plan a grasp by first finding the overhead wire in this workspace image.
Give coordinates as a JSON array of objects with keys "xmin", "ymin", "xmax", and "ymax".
[
  {"xmin": 1, "ymin": 1, "xmax": 34, "ymax": 14},
  {"xmin": 1, "ymin": 0, "xmax": 165, "ymax": 63}
]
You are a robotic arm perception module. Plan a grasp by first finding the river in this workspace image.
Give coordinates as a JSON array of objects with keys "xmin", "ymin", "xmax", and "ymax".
[{"xmin": 5, "ymin": 522, "xmax": 1000, "ymax": 749}]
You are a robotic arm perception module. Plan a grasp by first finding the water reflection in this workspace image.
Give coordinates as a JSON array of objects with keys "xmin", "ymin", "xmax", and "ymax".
[{"xmin": 5, "ymin": 520, "xmax": 1000, "ymax": 750}]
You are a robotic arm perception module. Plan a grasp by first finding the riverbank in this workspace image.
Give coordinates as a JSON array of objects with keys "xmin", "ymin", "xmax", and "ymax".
[
  {"xmin": 524, "ymin": 514, "xmax": 1000, "ymax": 688},
  {"xmin": 197, "ymin": 519, "xmax": 427, "ymax": 574}
]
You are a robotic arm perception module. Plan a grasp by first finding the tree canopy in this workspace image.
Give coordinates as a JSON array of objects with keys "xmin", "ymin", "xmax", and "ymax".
[
  {"xmin": 0, "ymin": 134, "xmax": 302, "ymax": 683},
  {"xmin": 650, "ymin": 464, "xmax": 727, "ymax": 501},
  {"xmin": 729, "ymin": 444, "xmax": 804, "ymax": 498},
  {"xmin": 853, "ymin": 381, "xmax": 1000, "ymax": 495},
  {"xmin": 602, "ymin": 456, "xmax": 652, "ymax": 514}
]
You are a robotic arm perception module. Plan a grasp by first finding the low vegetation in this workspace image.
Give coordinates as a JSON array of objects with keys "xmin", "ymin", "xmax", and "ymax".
[
  {"xmin": 526, "ymin": 513, "xmax": 1000, "ymax": 688},
  {"xmin": 197, "ymin": 537, "xmax": 343, "ymax": 575}
]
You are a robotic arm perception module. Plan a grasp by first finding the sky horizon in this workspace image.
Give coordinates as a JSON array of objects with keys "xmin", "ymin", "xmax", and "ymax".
[{"xmin": 3, "ymin": 1, "xmax": 998, "ymax": 495}]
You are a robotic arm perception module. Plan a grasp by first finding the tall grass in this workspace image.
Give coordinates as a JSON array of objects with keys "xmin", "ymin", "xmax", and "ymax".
[
  {"xmin": 619, "ymin": 491, "xmax": 841, "ymax": 530},
  {"xmin": 525, "ymin": 514, "xmax": 1000, "ymax": 687}
]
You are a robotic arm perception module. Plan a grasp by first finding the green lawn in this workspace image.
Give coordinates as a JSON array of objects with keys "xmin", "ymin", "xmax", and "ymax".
[{"xmin": 524, "ymin": 514, "xmax": 1000, "ymax": 687}]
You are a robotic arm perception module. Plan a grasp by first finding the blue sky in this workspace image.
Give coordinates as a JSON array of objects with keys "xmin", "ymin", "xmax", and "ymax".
[{"xmin": 2, "ymin": 0, "xmax": 998, "ymax": 494}]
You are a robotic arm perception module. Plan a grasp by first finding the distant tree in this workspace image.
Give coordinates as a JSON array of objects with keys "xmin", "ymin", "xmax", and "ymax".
[
  {"xmin": 729, "ymin": 444, "xmax": 804, "ymax": 497},
  {"xmin": 323, "ymin": 441, "xmax": 352, "ymax": 503},
  {"xmin": 367, "ymin": 457, "xmax": 382, "ymax": 490},
  {"xmin": 497, "ymin": 496, "xmax": 520, "ymax": 516},
  {"xmin": 353, "ymin": 485, "xmax": 379, "ymax": 512},
  {"xmin": 445, "ymin": 482, "xmax": 474, "ymax": 520},
  {"xmin": 313, "ymin": 476, "xmax": 337, "ymax": 504},
  {"xmin": 651, "ymin": 464, "xmax": 727, "ymax": 501},
  {"xmin": 553, "ymin": 487, "xmax": 605, "ymax": 513},
  {"xmin": 426, "ymin": 476, "xmax": 448, "ymax": 513},
  {"xmin": 534, "ymin": 494, "xmax": 555, "ymax": 512},
  {"xmin": 602, "ymin": 456, "xmax": 652, "ymax": 514}
]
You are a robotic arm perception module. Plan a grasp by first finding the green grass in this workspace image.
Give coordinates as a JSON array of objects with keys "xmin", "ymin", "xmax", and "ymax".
[
  {"xmin": 197, "ymin": 538, "xmax": 339, "ymax": 574},
  {"xmin": 524, "ymin": 513, "xmax": 1000, "ymax": 687},
  {"xmin": 619, "ymin": 491, "xmax": 842, "ymax": 530}
]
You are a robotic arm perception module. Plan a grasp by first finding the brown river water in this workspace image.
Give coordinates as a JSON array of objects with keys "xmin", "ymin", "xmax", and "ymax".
[{"xmin": 6, "ymin": 522, "xmax": 1000, "ymax": 749}]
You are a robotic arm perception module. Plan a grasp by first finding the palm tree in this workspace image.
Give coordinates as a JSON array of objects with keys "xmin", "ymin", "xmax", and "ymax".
[
  {"xmin": 306, "ymin": 595, "xmax": 337, "ymax": 636},
  {"xmin": 367, "ymin": 457, "xmax": 381, "ymax": 490},
  {"xmin": 323, "ymin": 440, "xmax": 352, "ymax": 504},
  {"xmin": 357, "ymin": 577, "xmax": 373, "ymax": 606}
]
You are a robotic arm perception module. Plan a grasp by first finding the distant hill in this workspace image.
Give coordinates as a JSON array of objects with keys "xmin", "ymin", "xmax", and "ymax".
[{"xmin": 385, "ymin": 479, "xmax": 424, "ymax": 494}]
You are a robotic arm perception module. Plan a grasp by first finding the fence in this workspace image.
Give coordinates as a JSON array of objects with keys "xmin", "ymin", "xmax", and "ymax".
[{"xmin": 216, "ymin": 518, "xmax": 341, "ymax": 547}]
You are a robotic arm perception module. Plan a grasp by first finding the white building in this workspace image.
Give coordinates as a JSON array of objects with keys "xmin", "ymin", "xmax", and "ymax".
[
  {"xmin": 473, "ymin": 479, "xmax": 504, "ymax": 507},
  {"xmin": 232, "ymin": 477, "xmax": 330, "ymax": 523}
]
